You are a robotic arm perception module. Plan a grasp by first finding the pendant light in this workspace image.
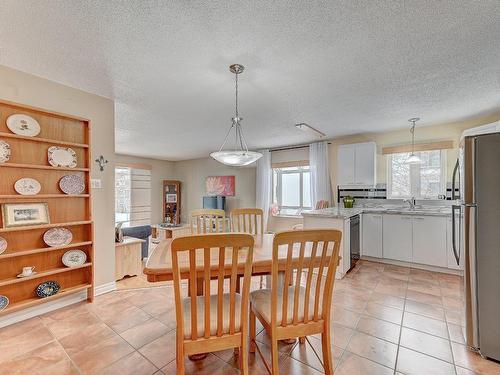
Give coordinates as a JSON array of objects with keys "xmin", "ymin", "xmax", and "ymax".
[
  {"xmin": 210, "ymin": 64, "xmax": 262, "ymax": 166},
  {"xmin": 406, "ymin": 117, "xmax": 422, "ymax": 164}
]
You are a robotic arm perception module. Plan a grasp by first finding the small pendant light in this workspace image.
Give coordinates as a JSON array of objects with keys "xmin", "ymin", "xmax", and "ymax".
[{"xmin": 406, "ymin": 118, "xmax": 422, "ymax": 164}]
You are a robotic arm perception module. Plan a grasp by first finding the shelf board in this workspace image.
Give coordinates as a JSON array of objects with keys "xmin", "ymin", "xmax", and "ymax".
[
  {"xmin": 0, "ymin": 194, "xmax": 90, "ymax": 200},
  {"xmin": 0, "ymin": 132, "xmax": 89, "ymax": 148},
  {"xmin": 0, "ymin": 284, "xmax": 92, "ymax": 316},
  {"xmin": 0, "ymin": 221, "xmax": 92, "ymax": 233},
  {"xmin": 0, "ymin": 163, "xmax": 89, "ymax": 172},
  {"xmin": 0, "ymin": 241, "xmax": 93, "ymax": 259},
  {"xmin": 0, "ymin": 263, "xmax": 92, "ymax": 287}
]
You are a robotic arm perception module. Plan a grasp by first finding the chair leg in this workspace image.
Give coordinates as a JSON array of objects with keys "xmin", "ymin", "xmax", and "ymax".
[
  {"xmin": 176, "ymin": 335, "xmax": 185, "ymax": 375},
  {"xmin": 321, "ymin": 329, "xmax": 334, "ymax": 375},
  {"xmin": 241, "ymin": 341, "xmax": 249, "ymax": 374},
  {"xmin": 271, "ymin": 337, "xmax": 279, "ymax": 375},
  {"xmin": 249, "ymin": 308, "xmax": 256, "ymax": 353},
  {"xmin": 259, "ymin": 275, "xmax": 264, "ymax": 289}
]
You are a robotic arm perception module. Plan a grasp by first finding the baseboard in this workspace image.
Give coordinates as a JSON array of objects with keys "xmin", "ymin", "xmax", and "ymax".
[
  {"xmin": 361, "ymin": 256, "xmax": 464, "ymax": 275},
  {"xmin": 0, "ymin": 281, "xmax": 117, "ymax": 328},
  {"xmin": 0, "ymin": 291, "xmax": 88, "ymax": 329},
  {"xmin": 94, "ymin": 281, "xmax": 117, "ymax": 296}
]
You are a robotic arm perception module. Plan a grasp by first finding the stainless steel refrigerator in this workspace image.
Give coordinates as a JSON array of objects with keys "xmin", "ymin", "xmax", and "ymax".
[{"xmin": 452, "ymin": 123, "xmax": 500, "ymax": 361}]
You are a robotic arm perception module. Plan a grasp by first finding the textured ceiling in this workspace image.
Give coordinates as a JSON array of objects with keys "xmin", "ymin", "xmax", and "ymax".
[{"xmin": 1, "ymin": 1, "xmax": 499, "ymax": 160}]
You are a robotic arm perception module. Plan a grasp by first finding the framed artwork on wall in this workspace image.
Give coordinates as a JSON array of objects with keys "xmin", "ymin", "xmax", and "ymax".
[
  {"xmin": 2, "ymin": 202, "xmax": 50, "ymax": 228},
  {"xmin": 205, "ymin": 176, "xmax": 235, "ymax": 196}
]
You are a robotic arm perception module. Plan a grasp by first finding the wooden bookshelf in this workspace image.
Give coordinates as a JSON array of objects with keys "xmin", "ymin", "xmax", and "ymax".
[
  {"xmin": 163, "ymin": 180, "xmax": 181, "ymax": 225},
  {"xmin": 0, "ymin": 99, "xmax": 94, "ymax": 314}
]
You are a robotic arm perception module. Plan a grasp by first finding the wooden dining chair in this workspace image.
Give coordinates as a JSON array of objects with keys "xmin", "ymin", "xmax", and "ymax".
[
  {"xmin": 230, "ymin": 208, "xmax": 264, "ymax": 234},
  {"xmin": 249, "ymin": 229, "xmax": 342, "ymax": 375},
  {"xmin": 230, "ymin": 208, "xmax": 265, "ymax": 289},
  {"xmin": 189, "ymin": 208, "xmax": 227, "ymax": 234},
  {"xmin": 171, "ymin": 233, "xmax": 254, "ymax": 374}
]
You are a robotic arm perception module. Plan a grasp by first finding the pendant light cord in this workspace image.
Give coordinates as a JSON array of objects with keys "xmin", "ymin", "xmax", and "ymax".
[{"xmin": 235, "ymin": 70, "xmax": 239, "ymax": 118}]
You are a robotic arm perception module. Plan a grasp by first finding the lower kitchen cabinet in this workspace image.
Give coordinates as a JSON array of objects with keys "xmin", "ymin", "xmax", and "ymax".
[
  {"xmin": 412, "ymin": 216, "xmax": 447, "ymax": 267},
  {"xmin": 362, "ymin": 213, "xmax": 383, "ymax": 258},
  {"xmin": 383, "ymin": 214, "xmax": 413, "ymax": 262}
]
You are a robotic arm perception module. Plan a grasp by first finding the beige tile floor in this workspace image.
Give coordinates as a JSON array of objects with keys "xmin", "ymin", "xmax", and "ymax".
[{"xmin": 1, "ymin": 260, "xmax": 500, "ymax": 374}]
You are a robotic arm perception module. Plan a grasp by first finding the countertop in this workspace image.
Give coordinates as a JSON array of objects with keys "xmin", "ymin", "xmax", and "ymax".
[{"xmin": 302, "ymin": 205, "xmax": 451, "ymax": 219}]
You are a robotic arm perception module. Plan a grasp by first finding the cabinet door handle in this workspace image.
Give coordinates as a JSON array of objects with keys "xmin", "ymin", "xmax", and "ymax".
[
  {"xmin": 414, "ymin": 217, "xmax": 425, "ymax": 220},
  {"xmin": 401, "ymin": 216, "xmax": 412, "ymax": 220}
]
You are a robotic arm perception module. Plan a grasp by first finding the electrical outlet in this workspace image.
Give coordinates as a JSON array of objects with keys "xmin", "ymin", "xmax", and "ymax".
[{"xmin": 91, "ymin": 179, "xmax": 102, "ymax": 189}]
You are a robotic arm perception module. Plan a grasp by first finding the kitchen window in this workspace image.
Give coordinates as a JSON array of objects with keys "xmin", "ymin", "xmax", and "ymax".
[
  {"xmin": 273, "ymin": 165, "xmax": 312, "ymax": 215},
  {"xmin": 387, "ymin": 150, "xmax": 446, "ymax": 199}
]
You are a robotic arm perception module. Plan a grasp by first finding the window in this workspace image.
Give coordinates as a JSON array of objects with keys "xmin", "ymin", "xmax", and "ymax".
[
  {"xmin": 273, "ymin": 166, "xmax": 312, "ymax": 215},
  {"xmin": 387, "ymin": 150, "xmax": 446, "ymax": 199},
  {"xmin": 115, "ymin": 166, "xmax": 152, "ymax": 226}
]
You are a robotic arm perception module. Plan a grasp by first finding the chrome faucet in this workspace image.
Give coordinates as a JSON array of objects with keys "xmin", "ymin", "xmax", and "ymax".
[{"xmin": 404, "ymin": 197, "xmax": 416, "ymax": 210}]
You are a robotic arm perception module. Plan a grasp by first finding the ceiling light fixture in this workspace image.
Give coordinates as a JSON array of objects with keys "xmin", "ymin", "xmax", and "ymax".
[
  {"xmin": 210, "ymin": 64, "xmax": 262, "ymax": 167},
  {"xmin": 295, "ymin": 123, "xmax": 326, "ymax": 138},
  {"xmin": 406, "ymin": 117, "xmax": 422, "ymax": 164}
]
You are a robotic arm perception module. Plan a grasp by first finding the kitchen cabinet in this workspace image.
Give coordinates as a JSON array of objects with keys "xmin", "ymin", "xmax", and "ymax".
[
  {"xmin": 337, "ymin": 142, "xmax": 376, "ymax": 187},
  {"xmin": 446, "ymin": 217, "xmax": 463, "ymax": 270},
  {"xmin": 383, "ymin": 214, "xmax": 413, "ymax": 262},
  {"xmin": 362, "ymin": 213, "xmax": 383, "ymax": 258},
  {"xmin": 412, "ymin": 216, "xmax": 447, "ymax": 267}
]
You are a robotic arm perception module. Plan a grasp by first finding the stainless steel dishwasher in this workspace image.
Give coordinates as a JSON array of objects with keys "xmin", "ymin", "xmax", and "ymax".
[{"xmin": 349, "ymin": 215, "xmax": 360, "ymax": 271}]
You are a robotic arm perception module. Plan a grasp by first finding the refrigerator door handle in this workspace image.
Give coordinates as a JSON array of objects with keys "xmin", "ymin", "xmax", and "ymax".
[
  {"xmin": 452, "ymin": 159, "xmax": 460, "ymax": 200},
  {"xmin": 452, "ymin": 204, "xmax": 461, "ymax": 265}
]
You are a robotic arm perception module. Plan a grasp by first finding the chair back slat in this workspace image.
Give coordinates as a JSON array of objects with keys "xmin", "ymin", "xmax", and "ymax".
[
  {"xmin": 189, "ymin": 250, "xmax": 198, "ymax": 340},
  {"xmin": 203, "ymin": 248, "xmax": 211, "ymax": 338},
  {"xmin": 190, "ymin": 209, "xmax": 226, "ymax": 234},
  {"xmin": 280, "ymin": 244, "xmax": 294, "ymax": 327},
  {"xmin": 216, "ymin": 246, "xmax": 225, "ymax": 337},
  {"xmin": 302, "ymin": 241, "xmax": 318, "ymax": 324},
  {"xmin": 171, "ymin": 233, "xmax": 254, "ymax": 344},
  {"xmin": 230, "ymin": 208, "xmax": 264, "ymax": 235},
  {"xmin": 292, "ymin": 242, "xmax": 306, "ymax": 324},
  {"xmin": 271, "ymin": 230, "xmax": 341, "ymax": 330}
]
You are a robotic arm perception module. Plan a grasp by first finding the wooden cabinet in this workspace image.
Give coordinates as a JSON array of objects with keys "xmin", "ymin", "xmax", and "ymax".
[
  {"xmin": 163, "ymin": 180, "xmax": 181, "ymax": 225},
  {"xmin": 115, "ymin": 237, "xmax": 144, "ymax": 281},
  {"xmin": 382, "ymin": 214, "xmax": 412, "ymax": 262},
  {"xmin": 412, "ymin": 216, "xmax": 447, "ymax": 267},
  {"xmin": 337, "ymin": 142, "xmax": 376, "ymax": 187},
  {"xmin": 0, "ymin": 99, "xmax": 94, "ymax": 316},
  {"xmin": 362, "ymin": 213, "xmax": 383, "ymax": 258}
]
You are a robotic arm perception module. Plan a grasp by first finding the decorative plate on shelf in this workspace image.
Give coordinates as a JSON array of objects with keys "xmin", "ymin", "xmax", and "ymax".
[
  {"xmin": 0, "ymin": 295, "xmax": 9, "ymax": 311},
  {"xmin": 0, "ymin": 140, "xmax": 11, "ymax": 163},
  {"xmin": 59, "ymin": 174, "xmax": 85, "ymax": 195},
  {"xmin": 36, "ymin": 281, "xmax": 60, "ymax": 298},
  {"xmin": 6, "ymin": 114, "xmax": 41, "ymax": 137},
  {"xmin": 62, "ymin": 249, "xmax": 87, "ymax": 267},
  {"xmin": 14, "ymin": 178, "xmax": 42, "ymax": 195},
  {"xmin": 48, "ymin": 146, "xmax": 77, "ymax": 168},
  {"xmin": 43, "ymin": 227, "xmax": 73, "ymax": 247},
  {"xmin": 0, "ymin": 236, "xmax": 7, "ymax": 255}
]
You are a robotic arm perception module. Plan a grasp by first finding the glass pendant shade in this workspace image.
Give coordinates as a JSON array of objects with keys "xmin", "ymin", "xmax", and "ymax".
[
  {"xmin": 406, "ymin": 153, "xmax": 422, "ymax": 164},
  {"xmin": 210, "ymin": 150, "xmax": 262, "ymax": 166},
  {"xmin": 211, "ymin": 64, "xmax": 262, "ymax": 167},
  {"xmin": 406, "ymin": 118, "xmax": 422, "ymax": 164}
]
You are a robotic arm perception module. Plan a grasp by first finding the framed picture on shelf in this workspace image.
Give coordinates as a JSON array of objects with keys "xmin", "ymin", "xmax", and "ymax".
[
  {"xmin": 166, "ymin": 193, "xmax": 177, "ymax": 203},
  {"xmin": 1, "ymin": 202, "xmax": 50, "ymax": 228}
]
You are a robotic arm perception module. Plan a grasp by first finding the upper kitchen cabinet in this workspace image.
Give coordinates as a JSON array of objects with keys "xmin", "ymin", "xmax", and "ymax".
[{"xmin": 337, "ymin": 142, "xmax": 376, "ymax": 187}]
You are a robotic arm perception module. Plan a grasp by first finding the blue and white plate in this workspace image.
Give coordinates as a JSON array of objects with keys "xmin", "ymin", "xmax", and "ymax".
[
  {"xmin": 0, "ymin": 295, "xmax": 9, "ymax": 310},
  {"xmin": 36, "ymin": 281, "xmax": 60, "ymax": 298}
]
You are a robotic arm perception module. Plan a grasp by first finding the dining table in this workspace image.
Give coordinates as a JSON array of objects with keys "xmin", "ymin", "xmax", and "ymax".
[{"xmin": 143, "ymin": 233, "xmax": 334, "ymax": 360}]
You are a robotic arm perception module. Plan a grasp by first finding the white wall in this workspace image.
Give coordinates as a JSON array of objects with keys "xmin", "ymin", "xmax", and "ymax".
[{"xmin": 173, "ymin": 157, "xmax": 256, "ymax": 222}]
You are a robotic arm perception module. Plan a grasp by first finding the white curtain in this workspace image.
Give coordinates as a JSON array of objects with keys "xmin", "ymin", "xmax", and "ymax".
[
  {"xmin": 255, "ymin": 149, "xmax": 272, "ymax": 231},
  {"xmin": 309, "ymin": 141, "xmax": 332, "ymax": 206}
]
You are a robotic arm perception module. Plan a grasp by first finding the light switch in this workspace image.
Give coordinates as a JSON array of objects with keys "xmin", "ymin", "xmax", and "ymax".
[{"xmin": 91, "ymin": 179, "xmax": 102, "ymax": 189}]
